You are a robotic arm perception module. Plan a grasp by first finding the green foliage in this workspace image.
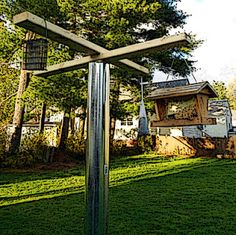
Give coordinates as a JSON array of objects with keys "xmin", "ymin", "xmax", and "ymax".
[
  {"xmin": 0, "ymin": 0, "xmax": 201, "ymax": 151},
  {"xmin": 24, "ymin": 71, "xmax": 87, "ymax": 111},
  {"xmin": 0, "ymin": 66, "xmax": 18, "ymax": 125},
  {"xmin": 211, "ymin": 80, "xmax": 229, "ymax": 100},
  {"xmin": 3, "ymin": 0, "xmax": 62, "ymax": 22},
  {"xmin": 110, "ymin": 139, "xmax": 142, "ymax": 157},
  {"xmin": 0, "ymin": 129, "xmax": 8, "ymax": 166},
  {"xmin": 137, "ymin": 135, "xmax": 155, "ymax": 153},
  {"xmin": 227, "ymin": 77, "xmax": 236, "ymax": 109},
  {"xmin": 4, "ymin": 133, "xmax": 50, "ymax": 167},
  {"xmin": 0, "ymin": 23, "xmax": 21, "ymax": 125},
  {"xmin": 65, "ymin": 131, "xmax": 86, "ymax": 159},
  {"xmin": 0, "ymin": 21, "xmax": 24, "ymax": 61}
]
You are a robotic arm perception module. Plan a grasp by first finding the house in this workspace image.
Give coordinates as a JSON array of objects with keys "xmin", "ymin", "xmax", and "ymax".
[
  {"xmin": 114, "ymin": 117, "xmax": 138, "ymax": 140},
  {"xmin": 7, "ymin": 122, "xmax": 59, "ymax": 147},
  {"xmin": 203, "ymin": 99, "xmax": 232, "ymax": 137},
  {"xmin": 156, "ymin": 126, "xmax": 203, "ymax": 138}
]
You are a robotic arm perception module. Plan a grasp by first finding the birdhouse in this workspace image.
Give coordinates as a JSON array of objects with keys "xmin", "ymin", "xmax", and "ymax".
[
  {"xmin": 22, "ymin": 38, "xmax": 48, "ymax": 70},
  {"xmin": 146, "ymin": 81, "xmax": 217, "ymax": 127}
]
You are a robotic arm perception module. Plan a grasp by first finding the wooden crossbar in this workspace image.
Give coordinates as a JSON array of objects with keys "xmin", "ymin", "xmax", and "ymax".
[
  {"xmin": 34, "ymin": 34, "xmax": 190, "ymax": 77},
  {"xmin": 13, "ymin": 12, "xmax": 149, "ymax": 75}
]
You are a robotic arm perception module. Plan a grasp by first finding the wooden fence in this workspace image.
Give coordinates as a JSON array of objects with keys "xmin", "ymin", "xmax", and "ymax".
[{"xmin": 156, "ymin": 136, "xmax": 236, "ymax": 158}]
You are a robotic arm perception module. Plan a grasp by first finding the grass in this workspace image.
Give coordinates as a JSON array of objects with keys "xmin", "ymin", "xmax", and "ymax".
[{"xmin": 1, "ymin": 155, "xmax": 236, "ymax": 234}]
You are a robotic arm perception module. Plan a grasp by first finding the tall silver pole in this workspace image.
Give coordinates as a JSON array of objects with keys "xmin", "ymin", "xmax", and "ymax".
[
  {"xmin": 141, "ymin": 77, "xmax": 144, "ymax": 102},
  {"xmin": 86, "ymin": 62, "xmax": 110, "ymax": 235}
]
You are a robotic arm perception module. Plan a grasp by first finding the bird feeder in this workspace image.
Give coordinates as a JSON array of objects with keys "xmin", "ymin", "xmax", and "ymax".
[
  {"xmin": 22, "ymin": 38, "xmax": 48, "ymax": 70},
  {"xmin": 146, "ymin": 81, "xmax": 217, "ymax": 127}
]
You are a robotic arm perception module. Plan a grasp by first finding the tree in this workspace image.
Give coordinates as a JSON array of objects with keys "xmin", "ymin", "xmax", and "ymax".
[
  {"xmin": 0, "ymin": 65, "xmax": 19, "ymax": 127},
  {"xmin": 211, "ymin": 80, "xmax": 229, "ymax": 100},
  {"xmin": 1, "ymin": 0, "xmax": 200, "ymax": 153},
  {"xmin": 25, "ymin": 69, "xmax": 87, "ymax": 148},
  {"xmin": 0, "ymin": 0, "xmax": 68, "ymax": 153},
  {"xmin": 227, "ymin": 77, "xmax": 236, "ymax": 109},
  {"xmin": 73, "ymin": 0, "xmax": 199, "ymax": 138},
  {"xmin": 0, "ymin": 21, "xmax": 22, "ymax": 132}
]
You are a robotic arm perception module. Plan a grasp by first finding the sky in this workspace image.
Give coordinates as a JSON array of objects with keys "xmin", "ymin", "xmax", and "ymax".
[{"xmin": 154, "ymin": 0, "xmax": 236, "ymax": 85}]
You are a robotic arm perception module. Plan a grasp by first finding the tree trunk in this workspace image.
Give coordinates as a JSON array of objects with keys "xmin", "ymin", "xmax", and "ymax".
[
  {"xmin": 8, "ymin": 31, "xmax": 34, "ymax": 154},
  {"xmin": 8, "ymin": 70, "xmax": 31, "ymax": 154},
  {"xmin": 70, "ymin": 116, "xmax": 75, "ymax": 136},
  {"xmin": 110, "ymin": 117, "xmax": 116, "ymax": 141},
  {"xmin": 80, "ymin": 118, "xmax": 85, "ymax": 138},
  {"xmin": 79, "ymin": 106, "xmax": 86, "ymax": 138},
  {"xmin": 110, "ymin": 79, "xmax": 120, "ymax": 141},
  {"xmin": 39, "ymin": 103, "xmax": 46, "ymax": 134},
  {"xmin": 59, "ymin": 108, "xmax": 70, "ymax": 150}
]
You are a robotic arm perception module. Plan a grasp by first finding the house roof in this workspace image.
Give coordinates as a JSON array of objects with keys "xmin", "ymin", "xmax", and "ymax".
[
  {"xmin": 146, "ymin": 81, "xmax": 218, "ymax": 100},
  {"xmin": 145, "ymin": 78, "xmax": 189, "ymax": 90}
]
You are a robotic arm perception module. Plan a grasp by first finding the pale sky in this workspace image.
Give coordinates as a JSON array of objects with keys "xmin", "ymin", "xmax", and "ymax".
[{"xmin": 154, "ymin": 0, "xmax": 236, "ymax": 84}]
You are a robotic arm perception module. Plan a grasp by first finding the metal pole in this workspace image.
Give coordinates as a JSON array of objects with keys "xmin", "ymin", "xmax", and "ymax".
[
  {"xmin": 86, "ymin": 62, "xmax": 110, "ymax": 235},
  {"xmin": 141, "ymin": 77, "xmax": 144, "ymax": 102}
]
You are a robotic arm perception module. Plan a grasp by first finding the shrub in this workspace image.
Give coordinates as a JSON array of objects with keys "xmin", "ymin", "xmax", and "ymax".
[
  {"xmin": 137, "ymin": 135, "xmax": 155, "ymax": 153},
  {"xmin": 4, "ymin": 133, "xmax": 50, "ymax": 168},
  {"xmin": 110, "ymin": 139, "xmax": 142, "ymax": 158},
  {"xmin": 0, "ymin": 128, "xmax": 8, "ymax": 167},
  {"xmin": 65, "ymin": 131, "xmax": 86, "ymax": 160}
]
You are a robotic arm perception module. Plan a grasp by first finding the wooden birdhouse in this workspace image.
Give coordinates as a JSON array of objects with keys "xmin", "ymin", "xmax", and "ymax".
[{"xmin": 146, "ymin": 81, "xmax": 217, "ymax": 127}]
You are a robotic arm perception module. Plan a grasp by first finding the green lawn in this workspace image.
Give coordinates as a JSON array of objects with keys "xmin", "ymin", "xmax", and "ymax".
[{"xmin": 1, "ymin": 155, "xmax": 236, "ymax": 234}]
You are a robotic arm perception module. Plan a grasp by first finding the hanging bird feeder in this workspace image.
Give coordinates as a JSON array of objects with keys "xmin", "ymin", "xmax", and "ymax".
[
  {"xmin": 138, "ymin": 78, "xmax": 149, "ymax": 136},
  {"xmin": 138, "ymin": 99, "xmax": 149, "ymax": 136},
  {"xmin": 147, "ymin": 81, "xmax": 217, "ymax": 127},
  {"xmin": 22, "ymin": 38, "xmax": 48, "ymax": 70}
]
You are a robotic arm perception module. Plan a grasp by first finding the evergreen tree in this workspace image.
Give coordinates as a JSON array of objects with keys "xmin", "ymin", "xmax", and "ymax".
[
  {"xmin": 211, "ymin": 80, "xmax": 229, "ymax": 100},
  {"xmin": 0, "ymin": 0, "xmax": 200, "ymax": 152}
]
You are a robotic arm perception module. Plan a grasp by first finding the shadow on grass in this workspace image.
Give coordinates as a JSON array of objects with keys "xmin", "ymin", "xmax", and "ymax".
[
  {"xmin": 0, "ymin": 185, "xmax": 83, "ymax": 202},
  {"xmin": 0, "ymin": 192, "xmax": 85, "ymax": 235},
  {"xmin": 0, "ymin": 167, "xmax": 85, "ymax": 185},
  {"xmin": 1, "ymin": 158, "xmax": 236, "ymax": 234},
  {"xmin": 109, "ymin": 160, "xmax": 236, "ymax": 235}
]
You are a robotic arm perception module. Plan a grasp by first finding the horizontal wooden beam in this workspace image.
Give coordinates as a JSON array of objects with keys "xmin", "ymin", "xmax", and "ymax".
[
  {"xmin": 34, "ymin": 58, "xmax": 149, "ymax": 77},
  {"xmin": 13, "ymin": 11, "xmax": 149, "ymax": 75},
  {"xmin": 13, "ymin": 12, "xmax": 103, "ymax": 55},
  {"xmin": 95, "ymin": 33, "xmax": 190, "ymax": 61},
  {"xmin": 34, "ymin": 33, "xmax": 190, "ymax": 77}
]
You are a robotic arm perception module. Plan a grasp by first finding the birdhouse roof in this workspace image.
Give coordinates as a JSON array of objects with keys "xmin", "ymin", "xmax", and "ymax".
[{"xmin": 146, "ymin": 81, "xmax": 217, "ymax": 100}]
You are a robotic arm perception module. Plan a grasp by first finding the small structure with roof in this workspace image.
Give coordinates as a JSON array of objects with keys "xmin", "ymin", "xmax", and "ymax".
[{"xmin": 147, "ymin": 81, "xmax": 218, "ymax": 127}]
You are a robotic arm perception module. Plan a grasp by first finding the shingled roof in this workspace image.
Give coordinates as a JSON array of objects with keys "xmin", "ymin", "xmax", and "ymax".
[{"xmin": 146, "ymin": 81, "xmax": 217, "ymax": 100}]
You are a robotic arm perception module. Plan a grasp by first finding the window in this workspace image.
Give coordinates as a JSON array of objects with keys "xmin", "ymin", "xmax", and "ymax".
[{"xmin": 121, "ymin": 117, "xmax": 133, "ymax": 126}]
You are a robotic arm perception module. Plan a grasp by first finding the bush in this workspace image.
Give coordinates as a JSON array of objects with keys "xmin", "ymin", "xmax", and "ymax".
[
  {"xmin": 137, "ymin": 135, "xmax": 156, "ymax": 153},
  {"xmin": 0, "ymin": 128, "xmax": 8, "ymax": 167},
  {"xmin": 110, "ymin": 140, "xmax": 142, "ymax": 158},
  {"xmin": 65, "ymin": 131, "xmax": 86, "ymax": 159},
  {"xmin": 4, "ymin": 133, "xmax": 50, "ymax": 168}
]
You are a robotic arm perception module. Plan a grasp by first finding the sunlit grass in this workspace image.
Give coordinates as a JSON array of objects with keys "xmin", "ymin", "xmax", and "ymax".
[{"xmin": 1, "ymin": 155, "xmax": 236, "ymax": 234}]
